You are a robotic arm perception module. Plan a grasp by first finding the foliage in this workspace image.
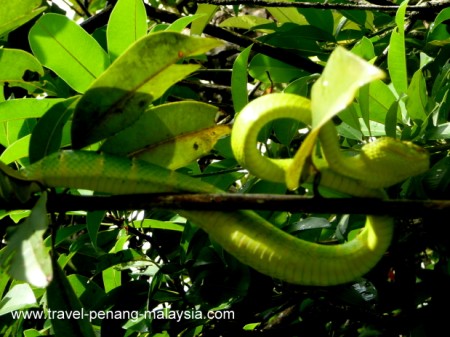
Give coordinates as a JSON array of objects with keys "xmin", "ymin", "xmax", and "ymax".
[{"xmin": 0, "ymin": 0, "xmax": 450, "ymax": 336}]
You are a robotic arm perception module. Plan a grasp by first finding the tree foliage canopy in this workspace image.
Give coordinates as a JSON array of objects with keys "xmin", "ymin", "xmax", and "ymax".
[{"xmin": 1, "ymin": 0, "xmax": 450, "ymax": 336}]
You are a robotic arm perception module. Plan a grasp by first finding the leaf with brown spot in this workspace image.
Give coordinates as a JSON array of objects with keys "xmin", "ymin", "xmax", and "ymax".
[{"xmin": 100, "ymin": 101, "xmax": 231, "ymax": 169}]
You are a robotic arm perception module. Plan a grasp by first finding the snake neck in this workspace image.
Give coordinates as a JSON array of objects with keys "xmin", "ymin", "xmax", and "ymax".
[{"xmin": 231, "ymin": 94, "xmax": 312, "ymax": 184}]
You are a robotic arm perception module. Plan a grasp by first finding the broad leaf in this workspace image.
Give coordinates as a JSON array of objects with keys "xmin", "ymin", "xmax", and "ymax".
[
  {"xmin": 310, "ymin": 47, "xmax": 384, "ymax": 129},
  {"xmin": 72, "ymin": 32, "xmax": 222, "ymax": 149},
  {"xmin": 249, "ymin": 54, "xmax": 307, "ymax": 83},
  {"xmin": 0, "ymin": 283, "xmax": 38, "ymax": 315},
  {"xmin": 0, "ymin": 98, "xmax": 65, "ymax": 123},
  {"xmin": 388, "ymin": 0, "xmax": 408, "ymax": 95},
  {"xmin": 406, "ymin": 69, "xmax": 428, "ymax": 121},
  {"xmin": 232, "ymin": 45, "xmax": 252, "ymax": 113},
  {"xmin": 166, "ymin": 14, "xmax": 206, "ymax": 32},
  {"xmin": 0, "ymin": 193, "xmax": 51, "ymax": 288},
  {"xmin": 190, "ymin": 4, "xmax": 218, "ymax": 35},
  {"xmin": 0, "ymin": 0, "xmax": 46, "ymax": 36},
  {"xmin": 29, "ymin": 13, "xmax": 110, "ymax": 93},
  {"xmin": 286, "ymin": 47, "xmax": 384, "ymax": 190},
  {"xmin": 101, "ymin": 101, "xmax": 230, "ymax": 169},
  {"xmin": 107, "ymin": 0, "xmax": 147, "ymax": 61},
  {"xmin": 0, "ymin": 49, "xmax": 44, "ymax": 92},
  {"xmin": 46, "ymin": 260, "xmax": 96, "ymax": 337},
  {"xmin": 220, "ymin": 16, "xmax": 273, "ymax": 30},
  {"xmin": 0, "ymin": 135, "xmax": 31, "ymax": 164},
  {"xmin": 28, "ymin": 97, "xmax": 78, "ymax": 163}
]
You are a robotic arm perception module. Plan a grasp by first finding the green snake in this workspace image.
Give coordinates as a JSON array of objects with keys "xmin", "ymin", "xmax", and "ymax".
[{"xmin": 17, "ymin": 93, "xmax": 429, "ymax": 286}]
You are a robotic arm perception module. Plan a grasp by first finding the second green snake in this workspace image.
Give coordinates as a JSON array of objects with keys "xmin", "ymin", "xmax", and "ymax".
[{"xmin": 20, "ymin": 93, "xmax": 429, "ymax": 286}]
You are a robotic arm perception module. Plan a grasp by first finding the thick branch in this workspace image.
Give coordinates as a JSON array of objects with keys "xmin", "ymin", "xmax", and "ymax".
[{"xmin": 2, "ymin": 193, "xmax": 448, "ymax": 217}]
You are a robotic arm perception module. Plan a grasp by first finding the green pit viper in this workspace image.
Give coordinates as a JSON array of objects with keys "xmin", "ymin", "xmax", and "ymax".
[{"xmin": 16, "ymin": 93, "xmax": 429, "ymax": 286}]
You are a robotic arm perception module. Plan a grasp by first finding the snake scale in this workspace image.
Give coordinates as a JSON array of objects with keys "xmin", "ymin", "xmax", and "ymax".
[{"xmin": 19, "ymin": 93, "xmax": 429, "ymax": 286}]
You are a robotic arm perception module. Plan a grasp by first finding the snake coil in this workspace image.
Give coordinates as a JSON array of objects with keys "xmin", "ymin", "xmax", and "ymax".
[{"xmin": 19, "ymin": 93, "xmax": 429, "ymax": 286}]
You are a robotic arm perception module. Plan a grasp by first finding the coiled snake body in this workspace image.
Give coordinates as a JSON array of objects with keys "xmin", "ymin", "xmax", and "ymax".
[{"xmin": 20, "ymin": 93, "xmax": 429, "ymax": 286}]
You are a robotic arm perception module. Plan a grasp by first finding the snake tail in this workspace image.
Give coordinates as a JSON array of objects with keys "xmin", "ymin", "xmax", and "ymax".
[{"xmin": 22, "ymin": 150, "xmax": 394, "ymax": 286}]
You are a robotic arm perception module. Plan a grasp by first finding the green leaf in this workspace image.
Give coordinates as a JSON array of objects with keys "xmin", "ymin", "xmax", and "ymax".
[
  {"xmin": 286, "ymin": 47, "xmax": 384, "ymax": 190},
  {"xmin": 29, "ymin": 13, "xmax": 110, "ymax": 93},
  {"xmin": 388, "ymin": 0, "xmax": 408, "ymax": 94},
  {"xmin": 190, "ymin": 4, "xmax": 218, "ymax": 35},
  {"xmin": 249, "ymin": 54, "xmax": 307, "ymax": 83},
  {"xmin": 28, "ymin": 96, "xmax": 79, "ymax": 163},
  {"xmin": 220, "ymin": 15, "xmax": 273, "ymax": 30},
  {"xmin": 431, "ymin": 7, "xmax": 450, "ymax": 29},
  {"xmin": 0, "ymin": 193, "xmax": 52, "ymax": 288},
  {"xmin": 166, "ymin": 14, "xmax": 206, "ymax": 32},
  {"xmin": 0, "ymin": 98, "xmax": 65, "ymax": 123},
  {"xmin": 0, "ymin": 283, "xmax": 38, "ymax": 315},
  {"xmin": 102, "ymin": 267, "xmax": 121, "ymax": 292},
  {"xmin": 100, "ymin": 101, "xmax": 229, "ymax": 169},
  {"xmin": 351, "ymin": 37, "xmax": 375, "ymax": 60},
  {"xmin": 0, "ymin": 0, "xmax": 46, "ymax": 36},
  {"xmin": 232, "ymin": 45, "xmax": 252, "ymax": 113},
  {"xmin": 298, "ymin": 7, "xmax": 334, "ymax": 34},
  {"xmin": 264, "ymin": 1, "xmax": 307, "ymax": 25},
  {"xmin": 132, "ymin": 219, "xmax": 184, "ymax": 231},
  {"xmin": 259, "ymin": 23, "xmax": 334, "ymax": 56},
  {"xmin": 67, "ymin": 274, "xmax": 106, "ymax": 310},
  {"xmin": 87, "ymin": 211, "xmax": 105, "ymax": 250},
  {"xmin": 358, "ymin": 84, "xmax": 371, "ymax": 134},
  {"xmin": 95, "ymin": 249, "xmax": 147, "ymax": 274},
  {"xmin": 107, "ymin": 0, "xmax": 147, "ymax": 61},
  {"xmin": 46, "ymin": 260, "xmax": 96, "ymax": 337},
  {"xmin": 72, "ymin": 32, "xmax": 222, "ymax": 149},
  {"xmin": 385, "ymin": 101, "xmax": 399, "ymax": 138},
  {"xmin": 0, "ymin": 134, "xmax": 31, "ymax": 164},
  {"xmin": 406, "ymin": 69, "xmax": 428, "ymax": 121},
  {"xmin": 311, "ymin": 46, "xmax": 384, "ymax": 129},
  {"xmin": 366, "ymin": 79, "xmax": 397, "ymax": 124},
  {"xmin": 0, "ymin": 49, "xmax": 44, "ymax": 90}
]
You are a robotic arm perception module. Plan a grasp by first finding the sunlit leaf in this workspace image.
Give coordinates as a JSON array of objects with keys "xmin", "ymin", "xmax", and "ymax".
[
  {"xmin": 71, "ymin": 32, "xmax": 222, "ymax": 149},
  {"xmin": 0, "ymin": 49, "xmax": 44, "ymax": 91},
  {"xmin": 29, "ymin": 13, "xmax": 110, "ymax": 93},
  {"xmin": 285, "ymin": 47, "xmax": 384, "ymax": 190},
  {"xmin": 232, "ymin": 45, "xmax": 252, "ymax": 113},
  {"xmin": 220, "ymin": 15, "xmax": 273, "ymax": 30},
  {"xmin": 107, "ymin": 0, "xmax": 147, "ymax": 61},
  {"xmin": 406, "ymin": 69, "xmax": 428, "ymax": 121},
  {"xmin": 190, "ymin": 4, "xmax": 218, "ymax": 35},
  {"xmin": 46, "ymin": 260, "xmax": 96, "ymax": 337},
  {"xmin": 166, "ymin": 14, "xmax": 206, "ymax": 32},
  {"xmin": 0, "ymin": 98, "xmax": 65, "ymax": 123},
  {"xmin": 388, "ymin": 0, "xmax": 408, "ymax": 94},
  {"xmin": 101, "ymin": 101, "xmax": 230, "ymax": 169},
  {"xmin": 0, "ymin": 283, "xmax": 38, "ymax": 315},
  {"xmin": 311, "ymin": 47, "xmax": 384, "ymax": 129},
  {"xmin": 0, "ymin": 134, "xmax": 30, "ymax": 164},
  {"xmin": 0, "ymin": 193, "xmax": 51, "ymax": 288},
  {"xmin": 0, "ymin": 0, "xmax": 46, "ymax": 36}
]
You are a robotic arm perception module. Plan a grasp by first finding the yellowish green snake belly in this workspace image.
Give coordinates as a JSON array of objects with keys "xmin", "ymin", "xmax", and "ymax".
[{"xmin": 20, "ymin": 93, "xmax": 429, "ymax": 286}]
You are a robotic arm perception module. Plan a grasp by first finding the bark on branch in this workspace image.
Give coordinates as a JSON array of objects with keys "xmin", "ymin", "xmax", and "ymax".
[{"xmin": 2, "ymin": 193, "xmax": 448, "ymax": 217}]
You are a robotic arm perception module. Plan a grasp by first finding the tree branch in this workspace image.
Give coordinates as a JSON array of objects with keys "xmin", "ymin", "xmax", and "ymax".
[
  {"xmin": 3, "ymin": 193, "xmax": 448, "ymax": 217},
  {"xmin": 195, "ymin": 0, "xmax": 450, "ymax": 13},
  {"xmin": 79, "ymin": 4, "xmax": 323, "ymax": 74}
]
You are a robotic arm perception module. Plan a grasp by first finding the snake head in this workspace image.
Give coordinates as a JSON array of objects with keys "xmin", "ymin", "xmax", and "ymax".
[{"xmin": 359, "ymin": 137, "xmax": 430, "ymax": 188}]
